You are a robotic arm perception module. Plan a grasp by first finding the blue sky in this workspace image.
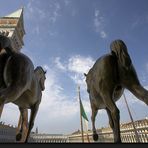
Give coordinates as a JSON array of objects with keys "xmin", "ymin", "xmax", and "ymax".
[{"xmin": 0, "ymin": 0, "xmax": 148, "ymax": 134}]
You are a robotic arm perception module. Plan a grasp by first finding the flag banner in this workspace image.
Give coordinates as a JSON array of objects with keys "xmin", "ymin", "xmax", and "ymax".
[
  {"xmin": 80, "ymin": 99, "xmax": 89, "ymax": 121},
  {"xmin": 78, "ymin": 86, "xmax": 90, "ymax": 142}
]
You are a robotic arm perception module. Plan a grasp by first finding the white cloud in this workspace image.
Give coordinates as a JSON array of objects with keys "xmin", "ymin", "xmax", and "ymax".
[
  {"xmin": 64, "ymin": 0, "xmax": 71, "ymax": 6},
  {"xmin": 68, "ymin": 55, "xmax": 95, "ymax": 90},
  {"xmin": 54, "ymin": 57, "xmax": 67, "ymax": 71},
  {"xmin": 26, "ymin": 0, "xmax": 61, "ymax": 24},
  {"xmin": 54, "ymin": 55, "xmax": 95, "ymax": 90},
  {"xmin": 70, "ymin": 74, "xmax": 85, "ymax": 87},
  {"xmin": 94, "ymin": 9, "xmax": 107, "ymax": 39},
  {"xmin": 26, "ymin": 0, "xmax": 46, "ymax": 20},
  {"xmin": 43, "ymin": 64, "xmax": 49, "ymax": 72},
  {"xmin": 68, "ymin": 55, "xmax": 95, "ymax": 74},
  {"xmin": 26, "ymin": 0, "xmax": 34, "ymax": 17},
  {"xmin": 100, "ymin": 31, "xmax": 107, "ymax": 39},
  {"xmin": 54, "ymin": 55, "xmax": 95, "ymax": 74},
  {"xmin": 48, "ymin": 1, "xmax": 61, "ymax": 24}
]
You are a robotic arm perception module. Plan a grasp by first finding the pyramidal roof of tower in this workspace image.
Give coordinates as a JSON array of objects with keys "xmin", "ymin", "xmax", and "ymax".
[
  {"xmin": 3, "ymin": 8, "xmax": 26, "ymax": 35},
  {"xmin": 5, "ymin": 8, "xmax": 23, "ymax": 18}
]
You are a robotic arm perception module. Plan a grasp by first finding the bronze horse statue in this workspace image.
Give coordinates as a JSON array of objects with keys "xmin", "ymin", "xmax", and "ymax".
[
  {"xmin": 84, "ymin": 40, "xmax": 148, "ymax": 143},
  {"xmin": 0, "ymin": 35, "xmax": 46, "ymax": 142}
]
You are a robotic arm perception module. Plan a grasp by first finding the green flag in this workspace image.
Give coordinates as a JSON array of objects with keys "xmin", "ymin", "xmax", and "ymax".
[{"xmin": 80, "ymin": 99, "xmax": 89, "ymax": 121}]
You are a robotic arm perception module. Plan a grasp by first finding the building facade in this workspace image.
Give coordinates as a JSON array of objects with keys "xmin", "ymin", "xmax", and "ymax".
[
  {"xmin": 0, "ymin": 118, "xmax": 147, "ymax": 143},
  {"xmin": 29, "ymin": 133, "xmax": 69, "ymax": 143},
  {"xmin": 68, "ymin": 118, "xmax": 148, "ymax": 143},
  {"xmin": 0, "ymin": 122, "xmax": 69, "ymax": 143},
  {"xmin": 0, "ymin": 122, "xmax": 17, "ymax": 143}
]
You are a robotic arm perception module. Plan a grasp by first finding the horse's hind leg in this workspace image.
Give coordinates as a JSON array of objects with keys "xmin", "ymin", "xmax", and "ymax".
[
  {"xmin": 91, "ymin": 105, "xmax": 98, "ymax": 141},
  {"xmin": 16, "ymin": 108, "xmax": 27, "ymax": 141},
  {"xmin": 102, "ymin": 94, "xmax": 121, "ymax": 143},
  {"xmin": 106, "ymin": 107, "xmax": 116, "ymax": 141},
  {"xmin": 25, "ymin": 103, "xmax": 39, "ymax": 143}
]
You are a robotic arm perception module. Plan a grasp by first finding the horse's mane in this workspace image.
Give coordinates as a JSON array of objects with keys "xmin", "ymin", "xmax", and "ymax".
[
  {"xmin": 110, "ymin": 40, "xmax": 132, "ymax": 70},
  {"xmin": 34, "ymin": 66, "xmax": 46, "ymax": 75}
]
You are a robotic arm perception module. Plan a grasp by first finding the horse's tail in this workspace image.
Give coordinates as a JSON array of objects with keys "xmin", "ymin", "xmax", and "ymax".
[{"xmin": 110, "ymin": 39, "xmax": 132, "ymax": 70}]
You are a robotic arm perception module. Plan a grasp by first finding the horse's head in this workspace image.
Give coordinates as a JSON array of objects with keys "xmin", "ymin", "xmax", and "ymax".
[{"xmin": 34, "ymin": 66, "xmax": 46, "ymax": 91}]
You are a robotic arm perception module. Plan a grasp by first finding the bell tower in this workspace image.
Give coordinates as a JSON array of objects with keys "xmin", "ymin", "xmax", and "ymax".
[{"xmin": 0, "ymin": 8, "xmax": 25, "ymax": 52}]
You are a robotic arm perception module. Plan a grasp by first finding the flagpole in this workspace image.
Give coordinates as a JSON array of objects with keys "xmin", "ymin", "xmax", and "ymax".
[
  {"xmin": 123, "ymin": 93, "xmax": 140, "ymax": 143},
  {"xmin": 78, "ymin": 86, "xmax": 84, "ymax": 143}
]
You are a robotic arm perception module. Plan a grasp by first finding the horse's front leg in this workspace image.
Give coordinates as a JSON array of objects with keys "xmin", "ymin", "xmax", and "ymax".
[{"xmin": 25, "ymin": 103, "xmax": 39, "ymax": 143}]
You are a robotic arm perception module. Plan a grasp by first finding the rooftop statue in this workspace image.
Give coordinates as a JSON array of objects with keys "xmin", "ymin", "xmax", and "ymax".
[
  {"xmin": 84, "ymin": 40, "xmax": 148, "ymax": 143},
  {"xmin": 0, "ymin": 35, "xmax": 46, "ymax": 143}
]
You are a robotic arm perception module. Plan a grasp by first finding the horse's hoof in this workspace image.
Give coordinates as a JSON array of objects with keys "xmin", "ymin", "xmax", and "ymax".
[
  {"xmin": 16, "ymin": 133, "xmax": 22, "ymax": 141},
  {"xmin": 93, "ymin": 133, "xmax": 98, "ymax": 141},
  {"xmin": 115, "ymin": 140, "xmax": 122, "ymax": 143}
]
